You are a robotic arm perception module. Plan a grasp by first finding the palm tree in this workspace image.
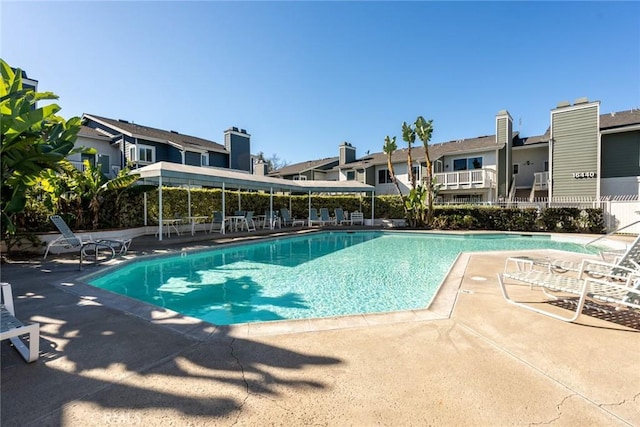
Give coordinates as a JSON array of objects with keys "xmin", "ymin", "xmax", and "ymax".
[
  {"xmin": 415, "ymin": 116, "xmax": 435, "ymax": 226},
  {"xmin": 383, "ymin": 135, "xmax": 408, "ymax": 217},
  {"xmin": 402, "ymin": 122, "xmax": 417, "ymax": 189}
]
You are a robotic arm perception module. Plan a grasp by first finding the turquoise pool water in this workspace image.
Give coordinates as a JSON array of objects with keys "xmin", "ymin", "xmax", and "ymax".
[{"xmin": 88, "ymin": 232, "xmax": 599, "ymax": 325}]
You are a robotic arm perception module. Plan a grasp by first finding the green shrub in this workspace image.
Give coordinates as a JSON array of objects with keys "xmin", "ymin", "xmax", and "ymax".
[{"xmin": 17, "ymin": 186, "xmax": 606, "ymax": 235}]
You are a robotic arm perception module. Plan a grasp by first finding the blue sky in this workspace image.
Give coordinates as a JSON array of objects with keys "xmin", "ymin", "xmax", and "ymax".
[{"xmin": 2, "ymin": 1, "xmax": 639, "ymax": 165}]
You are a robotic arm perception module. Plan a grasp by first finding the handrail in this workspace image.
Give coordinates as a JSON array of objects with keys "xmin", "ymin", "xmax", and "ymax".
[{"xmin": 583, "ymin": 215, "xmax": 640, "ymax": 248}]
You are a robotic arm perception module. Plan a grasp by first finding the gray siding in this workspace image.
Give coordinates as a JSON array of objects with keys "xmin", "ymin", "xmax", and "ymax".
[
  {"xmin": 495, "ymin": 114, "xmax": 512, "ymax": 197},
  {"xmin": 365, "ymin": 168, "xmax": 375, "ymax": 186},
  {"xmin": 225, "ymin": 133, "xmax": 251, "ymax": 171},
  {"xmin": 601, "ymin": 131, "xmax": 640, "ymax": 178},
  {"xmin": 209, "ymin": 152, "xmax": 228, "ymax": 168},
  {"xmin": 497, "ymin": 117, "xmax": 506, "ymax": 145},
  {"xmin": 497, "ymin": 148, "xmax": 507, "ymax": 197},
  {"xmin": 185, "ymin": 151, "xmax": 201, "ymax": 166},
  {"xmin": 551, "ymin": 104, "xmax": 599, "ymax": 197}
]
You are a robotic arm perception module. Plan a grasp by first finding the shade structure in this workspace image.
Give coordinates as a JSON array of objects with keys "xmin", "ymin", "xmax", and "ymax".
[{"xmin": 133, "ymin": 162, "xmax": 376, "ymax": 239}]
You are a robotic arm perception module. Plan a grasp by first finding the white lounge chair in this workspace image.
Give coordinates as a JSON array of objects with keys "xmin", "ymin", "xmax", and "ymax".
[
  {"xmin": 515, "ymin": 234, "xmax": 640, "ymax": 275},
  {"xmin": 280, "ymin": 208, "xmax": 305, "ymax": 227},
  {"xmin": 497, "ymin": 257, "xmax": 640, "ymax": 322},
  {"xmin": 308, "ymin": 208, "xmax": 324, "ymax": 226},
  {"xmin": 46, "ymin": 215, "xmax": 132, "ymax": 267},
  {"xmin": 1, "ymin": 283, "xmax": 39, "ymax": 363},
  {"xmin": 319, "ymin": 208, "xmax": 336, "ymax": 225},
  {"xmin": 209, "ymin": 211, "xmax": 224, "ymax": 233},
  {"xmin": 334, "ymin": 208, "xmax": 350, "ymax": 225}
]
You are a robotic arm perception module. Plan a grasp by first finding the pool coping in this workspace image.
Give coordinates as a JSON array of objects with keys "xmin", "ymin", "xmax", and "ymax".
[{"xmin": 53, "ymin": 230, "xmax": 625, "ymax": 339}]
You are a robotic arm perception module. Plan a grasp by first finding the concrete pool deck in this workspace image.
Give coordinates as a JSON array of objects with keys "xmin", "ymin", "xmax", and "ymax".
[{"xmin": 1, "ymin": 230, "xmax": 639, "ymax": 426}]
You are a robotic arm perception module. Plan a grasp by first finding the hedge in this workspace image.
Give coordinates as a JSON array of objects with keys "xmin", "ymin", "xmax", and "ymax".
[{"xmin": 16, "ymin": 187, "xmax": 605, "ymax": 234}]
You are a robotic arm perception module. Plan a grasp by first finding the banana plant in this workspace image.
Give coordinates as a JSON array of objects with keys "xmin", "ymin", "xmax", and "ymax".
[
  {"xmin": 62, "ymin": 160, "xmax": 140, "ymax": 230},
  {"xmin": 1, "ymin": 59, "xmax": 83, "ymax": 240},
  {"xmin": 405, "ymin": 185, "xmax": 427, "ymax": 227}
]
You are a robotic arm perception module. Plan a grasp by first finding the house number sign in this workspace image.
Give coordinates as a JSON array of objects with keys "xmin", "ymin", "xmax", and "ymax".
[{"xmin": 572, "ymin": 172, "xmax": 596, "ymax": 179}]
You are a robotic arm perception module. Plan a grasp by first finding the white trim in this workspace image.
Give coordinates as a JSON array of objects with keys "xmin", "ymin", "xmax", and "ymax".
[
  {"xmin": 130, "ymin": 143, "xmax": 156, "ymax": 164},
  {"xmin": 550, "ymin": 100, "xmax": 600, "ymax": 114},
  {"xmin": 600, "ymin": 124, "xmax": 640, "ymax": 134}
]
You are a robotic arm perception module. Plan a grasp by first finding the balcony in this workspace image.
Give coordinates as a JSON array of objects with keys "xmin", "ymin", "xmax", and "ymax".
[{"xmin": 432, "ymin": 168, "xmax": 497, "ymax": 190}]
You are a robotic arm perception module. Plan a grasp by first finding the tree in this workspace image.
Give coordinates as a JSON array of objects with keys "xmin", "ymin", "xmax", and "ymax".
[
  {"xmin": 255, "ymin": 151, "xmax": 289, "ymax": 171},
  {"xmin": 415, "ymin": 116, "xmax": 435, "ymax": 226},
  {"xmin": 34, "ymin": 161, "xmax": 140, "ymax": 230},
  {"xmin": 1, "ymin": 59, "xmax": 82, "ymax": 242},
  {"xmin": 402, "ymin": 121, "xmax": 417, "ymax": 189},
  {"xmin": 67, "ymin": 161, "xmax": 140, "ymax": 230},
  {"xmin": 382, "ymin": 135, "xmax": 408, "ymax": 217}
]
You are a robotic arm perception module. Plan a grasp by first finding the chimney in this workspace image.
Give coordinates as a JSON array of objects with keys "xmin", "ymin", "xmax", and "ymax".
[
  {"xmin": 254, "ymin": 159, "xmax": 269, "ymax": 176},
  {"xmin": 224, "ymin": 127, "xmax": 252, "ymax": 171},
  {"xmin": 339, "ymin": 142, "xmax": 356, "ymax": 165}
]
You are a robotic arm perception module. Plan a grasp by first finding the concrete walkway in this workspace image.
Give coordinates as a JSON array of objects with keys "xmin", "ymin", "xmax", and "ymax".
[{"xmin": 1, "ymin": 231, "xmax": 639, "ymax": 426}]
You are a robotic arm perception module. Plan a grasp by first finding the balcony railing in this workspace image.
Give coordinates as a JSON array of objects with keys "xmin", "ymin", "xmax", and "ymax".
[
  {"xmin": 431, "ymin": 168, "xmax": 496, "ymax": 190},
  {"xmin": 533, "ymin": 171, "xmax": 549, "ymax": 190}
]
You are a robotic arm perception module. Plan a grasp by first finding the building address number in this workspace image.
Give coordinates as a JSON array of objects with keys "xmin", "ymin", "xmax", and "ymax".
[{"xmin": 572, "ymin": 172, "xmax": 596, "ymax": 179}]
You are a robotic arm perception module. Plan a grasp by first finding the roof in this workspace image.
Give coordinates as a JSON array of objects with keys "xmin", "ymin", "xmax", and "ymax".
[
  {"xmin": 337, "ymin": 134, "xmax": 503, "ymax": 170},
  {"xmin": 269, "ymin": 157, "xmax": 339, "ymax": 177},
  {"xmin": 135, "ymin": 162, "xmax": 375, "ymax": 193},
  {"xmin": 76, "ymin": 125, "xmax": 111, "ymax": 140},
  {"xmin": 513, "ymin": 129, "xmax": 550, "ymax": 147},
  {"xmin": 83, "ymin": 114, "xmax": 227, "ymax": 154},
  {"xmin": 600, "ymin": 109, "xmax": 640, "ymax": 130}
]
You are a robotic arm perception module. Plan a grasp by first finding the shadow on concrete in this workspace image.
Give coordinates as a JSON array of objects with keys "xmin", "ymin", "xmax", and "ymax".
[{"xmin": 1, "ymin": 262, "xmax": 342, "ymax": 426}]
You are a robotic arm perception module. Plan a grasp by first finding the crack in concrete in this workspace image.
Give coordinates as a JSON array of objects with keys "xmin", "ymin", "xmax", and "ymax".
[
  {"xmin": 457, "ymin": 321, "xmax": 637, "ymax": 426},
  {"xmin": 229, "ymin": 338, "xmax": 249, "ymax": 426},
  {"xmin": 600, "ymin": 391, "xmax": 640, "ymax": 409},
  {"xmin": 528, "ymin": 394, "xmax": 575, "ymax": 426},
  {"xmin": 227, "ymin": 338, "xmax": 295, "ymax": 426}
]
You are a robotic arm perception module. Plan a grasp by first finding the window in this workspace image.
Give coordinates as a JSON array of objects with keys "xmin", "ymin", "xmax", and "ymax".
[
  {"xmin": 378, "ymin": 169, "xmax": 392, "ymax": 184},
  {"xmin": 293, "ymin": 175, "xmax": 307, "ymax": 181},
  {"xmin": 453, "ymin": 159, "xmax": 467, "ymax": 171},
  {"xmin": 453, "ymin": 157, "xmax": 483, "ymax": 171},
  {"xmin": 201, "ymin": 153, "xmax": 209, "ymax": 167},
  {"xmin": 512, "ymin": 164, "xmax": 519, "ymax": 175},
  {"xmin": 346, "ymin": 170, "xmax": 356, "ymax": 181},
  {"xmin": 139, "ymin": 146, "xmax": 153, "ymax": 162},
  {"xmin": 468, "ymin": 157, "xmax": 482, "ymax": 169},
  {"xmin": 81, "ymin": 153, "xmax": 95, "ymax": 169},
  {"xmin": 544, "ymin": 160, "xmax": 549, "ymax": 172},
  {"xmin": 411, "ymin": 165, "xmax": 420, "ymax": 181},
  {"xmin": 129, "ymin": 144, "xmax": 155, "ymax": 163},
  {"xmin": 98, "ymin": 154, "xmax": 110, "ymax": 175}
]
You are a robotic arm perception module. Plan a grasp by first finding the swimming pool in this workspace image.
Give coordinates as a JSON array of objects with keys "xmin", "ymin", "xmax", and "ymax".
[{"xmin": 88, "ymin": 231, "xmax": 600, "ymax": 325}]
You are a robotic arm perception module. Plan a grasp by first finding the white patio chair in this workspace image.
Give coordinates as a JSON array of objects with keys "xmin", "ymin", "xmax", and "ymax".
[
  {"xmin": 349, "ymin": 212, "xmax": 364, "ymax": 226},
  {"xmin": 1, "ymin": 282, "xmax": 39, "ymax": 363},
  {"xmin": 514, "ymin": 234, "xmax": 640, "ymax": 275},
  {"xmin": 497, "ymin": 257, "xmax": 640, "ymax": 322}
]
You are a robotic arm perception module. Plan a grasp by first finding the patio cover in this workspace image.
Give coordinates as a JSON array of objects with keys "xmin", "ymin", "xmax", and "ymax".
[{"xmin": 133, "ymin": 162, "xmax": 375, "ymax": 239}]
